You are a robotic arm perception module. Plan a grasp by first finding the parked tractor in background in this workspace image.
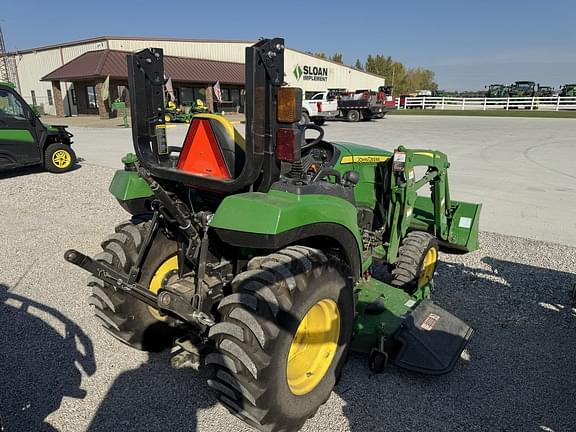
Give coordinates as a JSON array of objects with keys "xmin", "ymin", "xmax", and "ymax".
[
  {"xmin": 559, "ymin": 84, "xmax": 576, "ymax": 97},
  {"xmin": 535, "ymin": 85, "xmax": 555, "ymax": 97},
  {"xmin": 65, "ymin": 38, "xmax": 480, "ymax": 432},
  {"xmin": 508, "ymin": 81, "xmax": 536, "ymax": 97},
  {"xmin": 485, "ymin": 84, "xmax": 509, "ymax": 98}
]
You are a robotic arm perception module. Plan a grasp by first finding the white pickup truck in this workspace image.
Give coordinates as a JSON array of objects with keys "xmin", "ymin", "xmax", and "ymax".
[{"xmin": 301, "ymin": 92, "xmax": 339, "ymax": 125}]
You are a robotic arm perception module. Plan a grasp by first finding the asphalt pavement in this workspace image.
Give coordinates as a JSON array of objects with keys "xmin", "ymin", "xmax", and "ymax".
[{"xmin": 69, "ymin": 115, "xmax": 576, "ymax": 247}]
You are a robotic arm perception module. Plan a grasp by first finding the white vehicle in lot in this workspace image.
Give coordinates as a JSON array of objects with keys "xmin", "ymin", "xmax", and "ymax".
[{"xmin": 301, "ymin": 92, "xmax": 339, "ymax": 125}]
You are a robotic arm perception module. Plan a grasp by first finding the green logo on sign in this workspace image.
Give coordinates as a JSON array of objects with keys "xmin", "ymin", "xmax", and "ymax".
[{"xmin": 293, "ymin": 65, "xmax": 303, "ymax": 81}]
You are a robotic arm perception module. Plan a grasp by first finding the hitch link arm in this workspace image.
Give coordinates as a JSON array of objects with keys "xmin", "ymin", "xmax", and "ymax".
[
  {"xmin": 64, "ymin": 249, "xmax": 158, "ymax": 308},
  {"xmin": 64, "ymin": 249, "xmax": 215, "ymax": 327}
]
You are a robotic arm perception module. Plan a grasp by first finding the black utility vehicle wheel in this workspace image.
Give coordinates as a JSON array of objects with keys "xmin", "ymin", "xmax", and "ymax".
[
  {"xmin": 346, "ymin": 109, "xmax": 360, "ymax": 122},
  {"xmin": 88, "ymin": 218, "xmax": 181, "ymax": 351},
  {"xmin": 207, "ymin": 246, "xmax": 353, "ymax": 432},
  {"xmin": 391, "ymin": 231, "xmax": 439, "ymax": 294},
  {"xmin": 44, "ymin": 143, "xmax": 76, "ymax": 173}
]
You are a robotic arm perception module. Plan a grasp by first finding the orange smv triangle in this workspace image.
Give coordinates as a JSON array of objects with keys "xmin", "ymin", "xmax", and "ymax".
[{"xmin": 177, "ymin": 118, "xmax": 231, "ymax": 179}]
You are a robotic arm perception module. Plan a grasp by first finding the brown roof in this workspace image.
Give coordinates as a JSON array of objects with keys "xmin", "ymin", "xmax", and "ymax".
[{"xmin": 42, "ymin": 49, "xmax": 245, "ymax": 85}]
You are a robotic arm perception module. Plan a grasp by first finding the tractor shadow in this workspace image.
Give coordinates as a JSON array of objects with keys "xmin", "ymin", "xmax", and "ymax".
[
  {"xmin": 86, "ymin": 353, "xmax": 222, "ymax": 432},
  {"xmin": 0, "ymin": 283, "xmax": 96, "ymax": 432},
  {"xmin": 335, "ymin": 256, "xmax": 576, "ymax": 432}
]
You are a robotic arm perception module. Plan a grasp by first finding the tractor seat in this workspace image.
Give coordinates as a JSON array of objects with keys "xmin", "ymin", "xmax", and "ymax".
[{"xmin": 176, "ymin": 114, "xmax": 245, "ymax": 180}]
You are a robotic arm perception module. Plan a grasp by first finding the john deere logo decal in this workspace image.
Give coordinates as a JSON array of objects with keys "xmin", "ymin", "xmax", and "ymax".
[
  {"xmin": 293, "ymin": 64, "xmax": 328, "ymax": 82},
  {"xmin": 293, "ymin": 65, "xmax": 303, "ymax": 81}
]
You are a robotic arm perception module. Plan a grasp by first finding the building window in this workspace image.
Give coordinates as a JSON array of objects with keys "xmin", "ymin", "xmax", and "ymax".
[
  {"xmin": 31, "ymin": 90, "xmax": 37, "ymax": 106},
  {"xmin": 71, "ymin": 88, "xmax": 77, "ymax": 106},
  {"xmin": 47, "ymin": 89, "xmax": 53, "ymax": 106},
  {"xmin": 86, "ymin": 85, "xmax": 98, "ymax": 109}
]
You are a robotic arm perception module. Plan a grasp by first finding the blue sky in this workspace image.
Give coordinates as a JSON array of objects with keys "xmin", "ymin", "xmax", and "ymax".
[{"xmin": 2, "ymin": 0, "xmax": 575, "ymax": 90}]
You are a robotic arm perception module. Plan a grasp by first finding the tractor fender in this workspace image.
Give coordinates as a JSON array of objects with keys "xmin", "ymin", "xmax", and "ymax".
[{"xmin": 210, "ymin": 190, "xmax": 363, "ymax": 279}]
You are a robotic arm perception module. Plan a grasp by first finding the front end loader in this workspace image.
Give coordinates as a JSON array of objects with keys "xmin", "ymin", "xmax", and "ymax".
[{"xmin": 65, "ymin": 38, "xmax": 481, "ymax": 431}]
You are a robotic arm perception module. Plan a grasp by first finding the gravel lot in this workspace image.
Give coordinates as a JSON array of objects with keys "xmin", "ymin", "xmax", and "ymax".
[{"xmin": 1, "ymin": 120, "xmax": 575, "ymax": 431}]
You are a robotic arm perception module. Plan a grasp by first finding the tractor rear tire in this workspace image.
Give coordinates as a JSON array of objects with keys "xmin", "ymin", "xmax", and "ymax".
[
  {"xmin": 346, "ymin": 109, "xmax": 360, "ymax": 122},
  {"xmin": 207, "ymin": 246, "xmax": 353, "ymax": 432},
  {"xmin": 88, "ymin": 217, "xmax": 182, "ymax": 351},
  {"xmin": 391, "ymin": 231, "xmax": 439, "ymax": 294}
]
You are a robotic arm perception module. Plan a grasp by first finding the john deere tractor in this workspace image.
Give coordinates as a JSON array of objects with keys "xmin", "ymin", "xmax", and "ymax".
[
  {"xmin": 65, "ymin": 38, "xmax": 481, "ymax": 431},
  {"xmin": 559, "ymin": 84, "xmax": 576, "ymax": 97}
]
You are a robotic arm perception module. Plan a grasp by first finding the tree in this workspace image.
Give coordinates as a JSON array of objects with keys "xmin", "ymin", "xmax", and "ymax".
[
  {"xmin": 354, "ymin": 59, "xmax": 363, "ymax": 70},
  {"xmin": 313, "ymin": 52, "xmax": 327, "ymax": 59},
  {"xmin": 330, "ymin": 53, "xmax": 343, "ymax": 64},
  {"xmin": 364, "ymin": 54, "xmax": 437, "ymax": 94}
]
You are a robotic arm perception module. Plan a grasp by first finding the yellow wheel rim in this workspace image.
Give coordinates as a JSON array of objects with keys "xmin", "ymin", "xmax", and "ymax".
[
  {"xmin": 164, "ymin": 114, "xmax": 172, "ymax": 123},
  {"xmin": 286, "ymin": 299, "xmax": 340, "ymax": 396},
  {"xmin": 52, "ymin": 149, "xmax": 71, "ymax": 168},
  {"xmin": 148, "ymin": 255, "xmax": 179, "ymax": 321},
  {"xmin": 418, "ymin": 247, "xmax": 438, "ymax": 288}
]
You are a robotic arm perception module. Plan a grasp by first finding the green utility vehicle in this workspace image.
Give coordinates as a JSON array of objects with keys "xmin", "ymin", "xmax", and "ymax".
[
  {"xmin": 65, "ymin": 38, "xmax": 481, "ymax": 431},
  {"xmin": 485, "ymin": 84, "xmax": 508, "ymax": 98},
  {"xmin": 559, "ymin": 84, "xmax": 576, "ymax": 97},
  {"xmin": 0, "ymin": 82, "xmax": 76, "ymax": 173}
]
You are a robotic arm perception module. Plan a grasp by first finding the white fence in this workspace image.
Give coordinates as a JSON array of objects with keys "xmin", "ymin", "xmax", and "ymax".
[{"xmin": 399, "ymin": 96, "xmax": 576, "ymax": 111}]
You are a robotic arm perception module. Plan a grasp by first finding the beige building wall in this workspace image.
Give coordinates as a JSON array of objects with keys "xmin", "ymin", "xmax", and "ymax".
[
  {"xmin": 284, "ymin": 49, "xmax": 384, "ymax": 94},
  {"xmin": 107, "ymin": 39, "xmax": 252, "ymax": 63},
  {"xmin": 11, "ymin": 37, "xmax": 385, "ymax": 116}
]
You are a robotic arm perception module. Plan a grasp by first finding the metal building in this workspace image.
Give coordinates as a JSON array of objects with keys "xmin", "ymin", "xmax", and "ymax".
[{"xmin": 8, "ymin": 36, "xmax": 385, "ymax": 118}]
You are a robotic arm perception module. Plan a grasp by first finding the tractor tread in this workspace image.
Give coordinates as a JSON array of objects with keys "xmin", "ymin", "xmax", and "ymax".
[
  {"xmin": 208, "ymin": 246, "xmax": 353, "ymax": 432},
  {"xmin": 391, "ymin": 231, "xmax": 438, "ymax": 293},
  {"xmin": 88, "ymin": 218, "xmax": 179, "ymax": 351},
  {"xmin": 116, "ymin": 223, "xmax": 144, "ymax": 249},
  {"xmin": 209, "ymin": 322, "xmax": 246, "ymax": 343},
  {"xmin": 229, "ymin": 308, "xmax": 267, "ymax": 347}
]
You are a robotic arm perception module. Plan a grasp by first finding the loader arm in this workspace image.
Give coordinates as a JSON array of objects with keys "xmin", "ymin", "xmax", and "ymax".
[{"xmin": 382, "ymin": 146, "xmax": 480, "ymax": 263}]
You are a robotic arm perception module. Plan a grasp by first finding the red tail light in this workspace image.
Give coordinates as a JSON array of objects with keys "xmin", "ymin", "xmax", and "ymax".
[{"xmin": 276, "ymin": 128, "xmax": 297, "ymax": 162}]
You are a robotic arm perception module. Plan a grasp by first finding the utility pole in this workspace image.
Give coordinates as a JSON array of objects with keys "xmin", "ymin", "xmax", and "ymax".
[{"xmin": 0, "ymin": 25, "xmax": 18, "ymax": 87}]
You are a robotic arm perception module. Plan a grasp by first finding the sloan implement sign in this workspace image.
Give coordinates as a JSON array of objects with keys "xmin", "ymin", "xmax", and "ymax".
[{"xmin": 293, "ymin": 65, "xmax": 329, "ymax": 82}]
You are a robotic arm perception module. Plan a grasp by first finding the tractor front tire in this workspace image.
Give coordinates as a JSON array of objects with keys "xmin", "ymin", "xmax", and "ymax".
[
  {"xmin": 44, "ymin": 143, "xmax": 76, "ymax": 173},
  {"xmin": 207, "ymin": 246, "xmax": 353, "ymax": 431},
  {"xmin": 391, "ymin": 231, "xmax": 439, "ymax": 294},
  {"xmin": 88, "ymin": 218, "xmax": 181, "ymax": 351}
]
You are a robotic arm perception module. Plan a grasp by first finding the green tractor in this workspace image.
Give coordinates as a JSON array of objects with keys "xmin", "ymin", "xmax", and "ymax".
[
  {"xmin": 65, "ymin": 38, "xmax": 481, "ymax": 431},
  {"xmin": 535, "ymin": 85, "xmax": 555, "ymax": 97},
  {"xmin": 508, "ymin": 80, "xmax": 536, "ymax": 97},
  {"xmin": 485, "ymin": 83, "xmax": 509, "ymax": 98},
  {"xmin": 559, "ymin": 84, "xmax": 576, "ymax": 97},
  {"xmin": 0, "ymin": 81, "xmax": 76, "ymax": 173}
]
